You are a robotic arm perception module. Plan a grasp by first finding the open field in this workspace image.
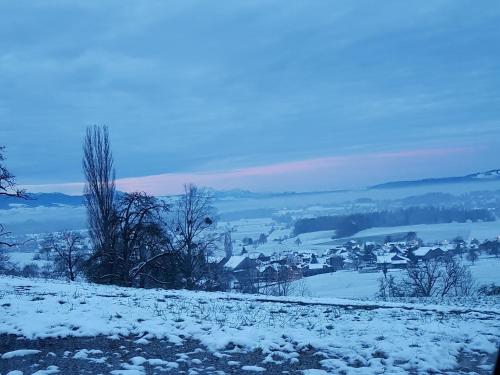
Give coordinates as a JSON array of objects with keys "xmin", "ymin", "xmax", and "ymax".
[
  {"xmin": 1, "ymin": 276, "xmax": 499, "ymax": 374},
  {"xmin": 295, "ymin": 256, "xmax": 500, "ymax": 300},
  {"xmin": 344, "ymin": 221, "xmax": 500, "ymax": 244}
]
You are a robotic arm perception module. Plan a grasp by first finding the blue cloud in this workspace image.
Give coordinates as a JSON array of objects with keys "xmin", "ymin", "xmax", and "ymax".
[{"xmin": 1, "ymin": 0, "xmax": 499, "ymax": 189}]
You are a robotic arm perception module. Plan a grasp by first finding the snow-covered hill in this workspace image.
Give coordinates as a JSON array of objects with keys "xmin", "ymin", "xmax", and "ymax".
[
  {"xmin": 0, "ymin": 276, "xmax": 498, "ymax": 374},
  {"xmin": 371, "ymin": 169, "xmax": 500, "ymax": 189}
]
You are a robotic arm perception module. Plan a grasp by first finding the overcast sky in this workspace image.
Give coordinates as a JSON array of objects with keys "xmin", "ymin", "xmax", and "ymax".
[{"xmin": 1, "ymin": 1, "xmax": 499, "ymax": 195}]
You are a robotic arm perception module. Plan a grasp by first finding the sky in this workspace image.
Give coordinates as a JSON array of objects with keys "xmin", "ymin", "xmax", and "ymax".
[{"xmin": 1, "ymin": 0, "xmax": 499, "ymax": 195}]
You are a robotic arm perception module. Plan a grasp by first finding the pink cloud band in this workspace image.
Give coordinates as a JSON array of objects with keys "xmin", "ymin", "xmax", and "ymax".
[{"xmin": 22, "ymin": 146, "xmax": 475, "ymax": 195}]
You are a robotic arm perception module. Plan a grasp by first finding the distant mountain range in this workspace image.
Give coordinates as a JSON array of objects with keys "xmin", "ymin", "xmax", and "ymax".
[
  {"xmin": 1, "ymin": 169, "xmax": 499, "ymax": 209},
  {"xmin": 370, "ymin": 169, "xmax": 500, "ymax": 189},
  {"xmin": 0, "ymin": 192, "xmax": 84, "ymax": 209}
]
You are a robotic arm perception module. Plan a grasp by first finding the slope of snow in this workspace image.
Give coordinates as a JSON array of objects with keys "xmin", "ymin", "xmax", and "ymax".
[
  {"xmin": 6, "ymin": 252, "xmax": 51, "ymax": 269},
  {"xmin": 296, "ymin": 256, "xmax": 500, "ymax": 299},
  {"xmin": 469, "ymin": 256, "xmax": 500, "ymax": 285},
  {"xmin": 295, "ymin": 270, "xmax": 384, "ymax": 298},
  {"xmin": 347, "ymin": 221, "xmax": 500, "ymax": 243},
  {"xmin": 0, "ymin": 276, "xmax": 498, "ymax": 374}
]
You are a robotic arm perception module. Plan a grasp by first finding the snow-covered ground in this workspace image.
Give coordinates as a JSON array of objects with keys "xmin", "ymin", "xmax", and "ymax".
[
  {"xmin": 469, "ymin": 256, "xmax": 500, "ymax": 286},
  {"xmin": 1, "ymin": 276, "xmax": 499, "ymax": 374},
  {"xmin": 245, "ymin": 222, "xmax": 500, "ymax": 257},
  {"xmin": 5, "ymin": 252, "xmax": 51, "ymax": 269},
  {"xmin": 345, "ymin": 221, "xmax": 500, "ymax": 243},
  {"xmin": 296, "ymin": 256, "xmax": 500, "ymax": 299},
  {"xmin": 220, "ymin": 218, "xmax": 277, "ymax": 242},
  {"xmin": 293, "ymin": 270, "xmax": 383, "ymax": 299}
]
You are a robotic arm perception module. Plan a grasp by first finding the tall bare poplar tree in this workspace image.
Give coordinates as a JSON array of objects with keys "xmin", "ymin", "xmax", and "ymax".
[{"xmin": 82, "ymin": 125, "xmax": 118, "ymax": 282}]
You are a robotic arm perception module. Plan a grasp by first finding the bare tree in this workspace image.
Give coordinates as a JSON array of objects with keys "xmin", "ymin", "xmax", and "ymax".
[
  {"xmin": 440, "ymin": 258, "xmax": 474, "ymax": 297},
  {"xmin": 82, "ymin": 125, "xmax": 118, "ymax": 283},
  {"xmin": 466, "ymin": 248, "xmax": 478, "ymax": 264},
  {"xmin": 0, "ymin": 146, "xmax": 27, "ymax": 200},
  {"xmin": 168, "ymin": 184, "xmax": 218, "ymax": 290},
  {"xmin": 39, "ymin": 240, "xmax": 53, "ymax": 260},
  {"xmin": 261, "ymin": 265, "xmax": 300, "ymax": 297},
  {"xmin": 43, "ymin": 232, "xmax": 86, "ymax": 281},
  {"xmin": 404, "ymin": 258, "xmax": 475, "ymax": 298},
  {"xmin": 0, "ymin": 146, "xmax": 28, "ymax": 267},
  {"xmin": 275, "ymin": 265, "xmax": 302, "ymax": 296},
  {"xmin": 129, "ymin": 185, "xmax": 218, "ymax": 290},
  {"xmin": 114, "ymin": 192, "xmax": 169, "ymax": 286},
  {"xmin": 405, "ymin": 260, "xmax": 441, "ymax": 297},
  {"xmin": 377, "ymin": 274, "xmax": 402, "ymax": 299},
  {"xmin": 452, "ymin": 236, "xmax": 466, "ymax": 259},
  {"xmin": 0, "ymin": 249, "xmax": 9, "ymax": 272}
]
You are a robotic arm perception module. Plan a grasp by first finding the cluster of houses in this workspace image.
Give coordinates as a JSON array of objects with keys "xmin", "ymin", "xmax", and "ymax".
[
  {"xmin": 326, "ymin": 240, "xmax": 460, "ymax": 271},
  {"xmin": 218, "ymin": 236, "xmax": 499, "ymax": 292},
  {"xmin": 218, "ymin": 250, "xmax": 325, "ymax": 293}
]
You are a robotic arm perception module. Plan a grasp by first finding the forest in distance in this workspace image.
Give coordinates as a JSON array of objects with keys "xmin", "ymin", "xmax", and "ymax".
[{"xmin": 294, "ymin": 206, "xmax": 495, "ymax": 238}]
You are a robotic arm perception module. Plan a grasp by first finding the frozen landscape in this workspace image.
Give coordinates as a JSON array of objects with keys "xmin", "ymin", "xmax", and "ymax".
[
  {"xmin": 1, "ymin": 181, "xmax": 500, "ymax": 374},
  {"xmin": 1, "ymin": 275, "xmax": 499, "ymax": 374},
  {"xmin": 2, "ymin": 1, "xmax": 500, "ymax": 374}
]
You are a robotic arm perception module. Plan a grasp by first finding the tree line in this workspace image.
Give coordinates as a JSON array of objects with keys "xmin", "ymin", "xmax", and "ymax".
[
  {"xmin": 0, "ymin": 126, "xmax": 223, "ymax": 291},
  {"xmin": 81, "ymin": 126, "xmax": 221, "ymax": 289},
  {"xmin": 294, "ymin": 206, "xmax": 495, "ymax": 238}
]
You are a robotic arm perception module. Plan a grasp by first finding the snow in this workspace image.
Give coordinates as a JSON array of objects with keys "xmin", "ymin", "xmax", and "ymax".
[
  {"xmin": 348, "ymin": 220, "xmax": 500, "ymax": 243},
  {"xmin": 469, "ymin": 256, "xmax": 500, "ymax": 285},
  {"xmin": 1, "ymin": 349, "xmax": 41, "ymax": 359},
  {"xmin": 220, "ymin": 218, "xmax": 275, "ymax": 242},
  {"xmin": 376, "ymin": 254, "xmax": 409, "ymax": 265},
  {"xmin": 241, "ymin": 365, "xmax": 266, "ymax": 371},
  {"xmin": 296, "ymin": 256, "xmax": 500, "ymax": 299},
  {"xmin": 32, "ymin": 366, "xmax": 59, "ymax": 375},
  {"xmin": 127, "ymin": 356, "xmax": 178, "ymax": 369},
  {"xmin": 73, "ymin": 349, "xmax": 106, "ymax": 363},
  {"xmin": 1, "ymin": 275, "xmax": 498, "ymax": 374},
  {"xmin": 223, "ymin": 255, "xmax": 247, "ymax": 270},
  {"xmin": 413, "ymin": 246, "xmax": 433, "ymax": 257},
  {"xmin": 5, "ymin": 252, "xmax": 51, "ymax": 268},
  {"xmin": 285, "ymin": 230, "xmax": 337, "ymax": 244},
  {"xmin": 294, "ymin": 270, "xmax": 382, "ymax": 298}
]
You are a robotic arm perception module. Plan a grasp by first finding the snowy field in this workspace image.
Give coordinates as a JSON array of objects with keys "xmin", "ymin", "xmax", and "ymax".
[
  {"xmin": 1, "ymin": 276, "xmax": 499, "ymax": 374},
  {"xmin": 294, "ymin": 270, "xmax": 382, "ymax": 299},
  {"xmin": 469, "ymin": 257, "xmax": 500, "ymax": 286},
  {"xmin": 344, "ymin": 221, "xmax": 500, "ymax": 244},
  {"xmin": 5, "ymin": 252, "xmax": 51, "ymax": 269},
  {"xmin": 219, "ymin": 218, "xmax": 277, "ymax": 242},
  {"xmin": 240, "ymin": 222, "xmax": 500, "ymax": 257},
  {"xmin": 297, "ymin": 257, "xmax": 500, "ymax": 299}
]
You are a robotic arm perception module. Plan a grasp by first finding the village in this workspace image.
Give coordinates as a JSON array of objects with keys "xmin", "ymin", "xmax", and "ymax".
[
  {"xmin": 217, "ymin": 232, "xmax": 500, "ymax": 294},
  {"xmin": 2, "ymin": 226, "xmax": 500, "ymax": 297}
]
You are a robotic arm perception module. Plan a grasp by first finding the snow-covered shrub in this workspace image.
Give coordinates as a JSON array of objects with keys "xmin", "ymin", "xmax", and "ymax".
[
  {"xmin": 377, "ymin": 274, "xmax": 404, "ymax": 299},
  {"xmin": 21, "ymin": 264, "xmax": 40, "ymax": 278}
]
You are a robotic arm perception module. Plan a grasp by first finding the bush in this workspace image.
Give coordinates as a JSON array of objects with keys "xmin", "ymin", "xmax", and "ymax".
[
  {"xmin": 377, "ymin": 274, "xmax": 404, "ymax": 298},
  {"xmin": 478, "ymin": 283, "xmax": 500, "ymax": 296},
  {"xmin": 21, "ymin": 264, "xmax": 40, "ymax": 278},
  {"xmin": 378, "ymin": 258, "xmax": 476, "ymax": 299}
]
